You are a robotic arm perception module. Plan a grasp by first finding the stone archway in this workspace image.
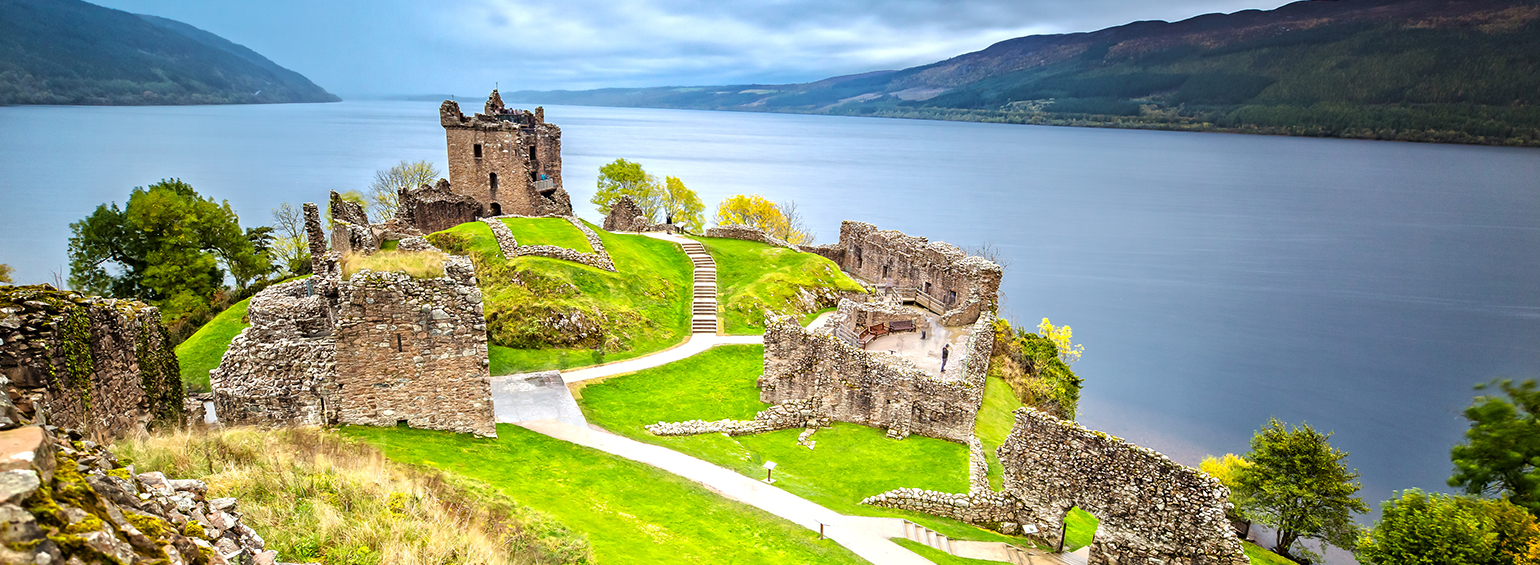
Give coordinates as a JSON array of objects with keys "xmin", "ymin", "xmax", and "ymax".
[
  {"xmin": 1057, "ymin": 506, "xmax": 1100, "ymax": 553},
  {"xmin": 490, "ymin": 202, "xmax": 502, "ymax": 216},
  {"xmin": 997, "ymin": 409, "xmax": 1248, "ymax": 565}
]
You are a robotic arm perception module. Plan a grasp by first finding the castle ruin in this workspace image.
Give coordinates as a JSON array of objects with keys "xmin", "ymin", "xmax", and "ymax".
[
  {"xmin": 210, "ymin": 195, "xmax": 496, "ymax": 437},
  {"xmin": 440, "ymin": 90, "xmax": 572, "ymax": 217}
]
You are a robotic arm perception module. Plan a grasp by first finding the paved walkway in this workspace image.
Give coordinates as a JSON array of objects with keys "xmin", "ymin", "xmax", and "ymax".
[
  {"xmin": 490, "ymin": 371, "xmax": 588, "ymax": 427},
  {"xmin": 559, "ymin": 334, "xmax": 763, "ymax": 383},
  {"xmin": 519, "ymin": 419, "xmax": 936, "ymax": 565}
]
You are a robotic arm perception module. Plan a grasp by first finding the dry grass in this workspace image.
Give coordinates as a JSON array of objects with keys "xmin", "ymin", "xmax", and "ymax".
[
  {"xmin": 114, "ymin": 426, "xmax": 592, "ymax": 565},
  {"xmin": 340, "ymin": 250, "xmax": 447, "ymax": 280}
]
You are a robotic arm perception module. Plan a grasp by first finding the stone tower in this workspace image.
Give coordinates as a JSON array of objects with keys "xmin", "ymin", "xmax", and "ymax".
[{"xmin": 439, "ymin": 89, "xmax": 572, "ymax": 217}]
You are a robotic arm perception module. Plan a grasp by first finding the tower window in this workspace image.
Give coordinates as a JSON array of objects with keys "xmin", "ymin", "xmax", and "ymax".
[
  {"xmin": 474, "ymin": 144, "xmax": 482, "ymax": 158},
  {"xmin": 489, "ymin": 172, "xmax": 498, "ymax": 196}
]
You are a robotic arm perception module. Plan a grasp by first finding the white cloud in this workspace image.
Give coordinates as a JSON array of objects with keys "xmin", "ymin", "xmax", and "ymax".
[{"xmin": 90, "ymin": 0, "xmax": 1294, "ymax": 94}]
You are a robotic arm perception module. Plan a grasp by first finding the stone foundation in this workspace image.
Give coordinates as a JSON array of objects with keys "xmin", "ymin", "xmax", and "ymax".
[
  {"xmin": 706, "ymin": 224, "xmax": 795, "ymax": 249},
  {"xmin": 480, "ymin": 216, "xmax": 617, "ymax": 272}
]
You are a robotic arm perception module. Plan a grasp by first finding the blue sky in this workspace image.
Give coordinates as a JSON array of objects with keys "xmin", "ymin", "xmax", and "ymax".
[{"xmin": 93, "ymin": 0, "xmax": 1293, "ymax": 97}]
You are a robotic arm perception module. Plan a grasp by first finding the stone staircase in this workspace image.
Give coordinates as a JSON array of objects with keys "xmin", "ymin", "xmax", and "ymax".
[
  {"xmin": 900, "ymin": 520, "xmax": 1068, "ymax": 565},
  {"xmin": 680, "ymin": 241, "xmax": 720, "ymax": 335}
]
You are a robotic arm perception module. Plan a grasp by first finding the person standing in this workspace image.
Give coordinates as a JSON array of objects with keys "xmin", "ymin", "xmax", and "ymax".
[{"xmin": 940, "ymin": 343, "xmax": 950, "ymax": 373}]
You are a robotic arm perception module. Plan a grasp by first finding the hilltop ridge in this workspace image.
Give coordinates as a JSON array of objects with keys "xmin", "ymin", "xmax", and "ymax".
[
  {"xmin": 0, "ymin": 0, "xmax": 339, "ymax": 105},
  {"xmin": 509, "ymin": 0, "xmax": 1540, "ymax": 145}
]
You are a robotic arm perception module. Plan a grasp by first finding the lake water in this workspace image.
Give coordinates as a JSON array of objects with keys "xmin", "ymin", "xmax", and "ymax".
[{"xmin": 3, "ymin": 100, "xmax": 1538, "ymax": 529}]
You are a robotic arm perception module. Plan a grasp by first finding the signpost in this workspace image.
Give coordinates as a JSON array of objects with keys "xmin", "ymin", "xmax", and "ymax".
[{"xmin": 762, "ymin": 461, "xmax": 777, "ymax": 484}]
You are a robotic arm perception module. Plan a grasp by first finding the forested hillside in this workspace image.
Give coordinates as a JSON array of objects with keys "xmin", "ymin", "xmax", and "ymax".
[
  {"xmin": 0, "ymin": 0, "xmax": 338, "ymax": 105},
  {"xmin": 513, "ymin": 0, "xmax": 1540, "ymax": 146}
]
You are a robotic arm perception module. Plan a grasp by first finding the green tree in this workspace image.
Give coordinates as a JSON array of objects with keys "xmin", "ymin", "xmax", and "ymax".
[
  {"xmin": 0, "ymin": 264, "xmax": 12, "ymax": 284},
  {"xmin": 592, "ymin": 159, "xmax": 661, "ymax": 221},
  {"xmin": 660, "ymin": 176, "xmax": 704, "ymax": 233},
  {"xmin": 1234, "ymin": 419, "xmax": 1367, "ymax": 561},
  {"xmin": 1358, "ymin": 491, "xmax": 1540, "ymax": 565},
  {"xmin": 1451, "ymin": 379, "xmax": 1540, "ymax": 515},
  {"xmin": 68, "ymin": 179, "xmax": 269, "ymax": 317},
  {"xmin": 368, "ymin": 160, "xmax": 440, "ymax": 220},
  {"xmin": 271, "ymin": 202, "xmax": 311, "ymax": 275}
]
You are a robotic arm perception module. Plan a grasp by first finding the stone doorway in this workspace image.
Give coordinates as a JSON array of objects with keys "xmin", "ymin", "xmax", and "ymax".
[
  {"xmin": 490, "ymin": 202, "xmax": 502, "ymax": 216},
  {"xmin": 1058, "ymin": 506, "xmax": 1100, "ymax": 554}
]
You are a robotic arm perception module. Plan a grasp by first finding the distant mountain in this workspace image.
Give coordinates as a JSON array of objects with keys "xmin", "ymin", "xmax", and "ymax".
[
  {"xmin": 0, "ymin": 0, "xmax": 338, "ymax": 105},
  {"xmin": 512, "ymin": 0, "xmax": 1540, "ymax": 146}
]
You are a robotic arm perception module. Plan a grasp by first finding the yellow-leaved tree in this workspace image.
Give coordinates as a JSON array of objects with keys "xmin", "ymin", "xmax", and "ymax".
[
  {"xmin": 662, "ymin": 176, "xmax": 704, "ymax": 233},
  {"xmin": 713, "ymin": 194, "xmax": 814, "ymax": 244},
  {"xmin": 1038, "ymin": 318, "xmax": 1084, "ymax": 364}
]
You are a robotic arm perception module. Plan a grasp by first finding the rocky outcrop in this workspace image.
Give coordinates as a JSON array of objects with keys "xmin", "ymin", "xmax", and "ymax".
[
  {"xmin": 602, "ymin": 196, "xmax": 651, "ymax": 233},
  {"xmin": 0, "ymin": 424, "xmax": 305, "ymax": 565},
  {"xmin": 0, "ymin": 285, "xmax": 183, "ymax": 440}
]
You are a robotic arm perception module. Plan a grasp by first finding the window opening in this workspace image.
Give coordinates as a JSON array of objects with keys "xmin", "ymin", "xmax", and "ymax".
[{"xmin": 474, "ymin": 144, "xmax": 482, "ymax": 158}]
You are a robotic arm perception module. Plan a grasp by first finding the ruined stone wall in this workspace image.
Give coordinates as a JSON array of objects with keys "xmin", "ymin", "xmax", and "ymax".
[
  {"xmin": 758, "ymin": 311, "xmax": 993, "ymax": 442},
  {"xmin": 706, "ymin": 225, "xmax": 796, "ymax": 249},
  {"xmin": 399, "ymin": 178, "xmax": 485, "ymax": 234},
  {"xmin": 861, "ymin": 437, "xmax": 1033, "ymax": 533},
  {"xmin": 0, "ymin": 286, "xmax": 183, "ymax": 439},
  {"xmin": 331, "ymin": 256, "xmax": 495, "ymax": 437},
  {"xmin": 602, "ymin": 195, "xmax": 650, "ymax": 233},
  {"xmin": 998, "ymin": 408, "xmax": 1248, "ymax": 565},
  {"xmin": 838, "ymin": 299, "xmax": 923, "ymax": 336},
  {"xmin": 831, "ymin": 221, "xmax": 1001, "ymax": 326},
  {"xmin": 441, "ymin": 93, "xmax": 571, "ymax": 217},
  {"xmin": 210, "ymin": 279, "xmax": 337, "ymax": 428}
]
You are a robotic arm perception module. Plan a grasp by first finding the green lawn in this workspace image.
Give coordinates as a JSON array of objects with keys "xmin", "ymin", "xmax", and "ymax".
[
  {"xmin": 500, "ymin": 217, "xmax": 594, "ymax": 253},
  {"xmin": 1244, "ymin": 541, "xmax": 1299, "ymax": 565},
  {"xmin": 173, "ymin": 296, "xmax": 250, "ymax": 393},
  {"xmin": 691, "ymin": 236, "xmax": 865, "ymax": 335},
  {"xmin": 342, "ymin": 424, "xmax": 868, "ymax": 565},
  {"xmin": 1061, "ymin": 507, "xmax": 1098, "ymax": 551},
  {"xmin": 891, "ymin": 539, "xmax": 1001, "ymax": 565},
  {"xmin": 575, "ymin": 345, "xmax": 1031, "ymax": 547},
  {"xmin": 974, "ymin": 376, "xmax": 1025, "ymax": 490},
  {"xmin": 431, "ymin": 220, "xmax": 692, "ymax": 375}
]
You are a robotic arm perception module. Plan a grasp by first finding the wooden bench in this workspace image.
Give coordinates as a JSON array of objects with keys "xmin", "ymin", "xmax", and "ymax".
[
  {"xmin": 889, "ymin": 320, "xmax": 916, "ymax": 333},
  {"xmin": 859, "ymin": 323, "xmax": 889, "ymax": 345}
]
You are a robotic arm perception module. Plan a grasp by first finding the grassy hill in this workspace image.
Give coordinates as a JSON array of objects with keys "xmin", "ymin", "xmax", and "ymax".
[
  {"xmin": 691, "ymin": 236, "xmax": 866, "ymax": 335},
  {"xmin": 510, "ymin": 0, "xmax": 1540, "ymax": 146},
  {"xmin": 0, "ymin": 0, "xmax": 339, "ymax": 105},
  {"xmin": 429, "ymin": 219, "xmax": 694, "ymax": 375}
]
